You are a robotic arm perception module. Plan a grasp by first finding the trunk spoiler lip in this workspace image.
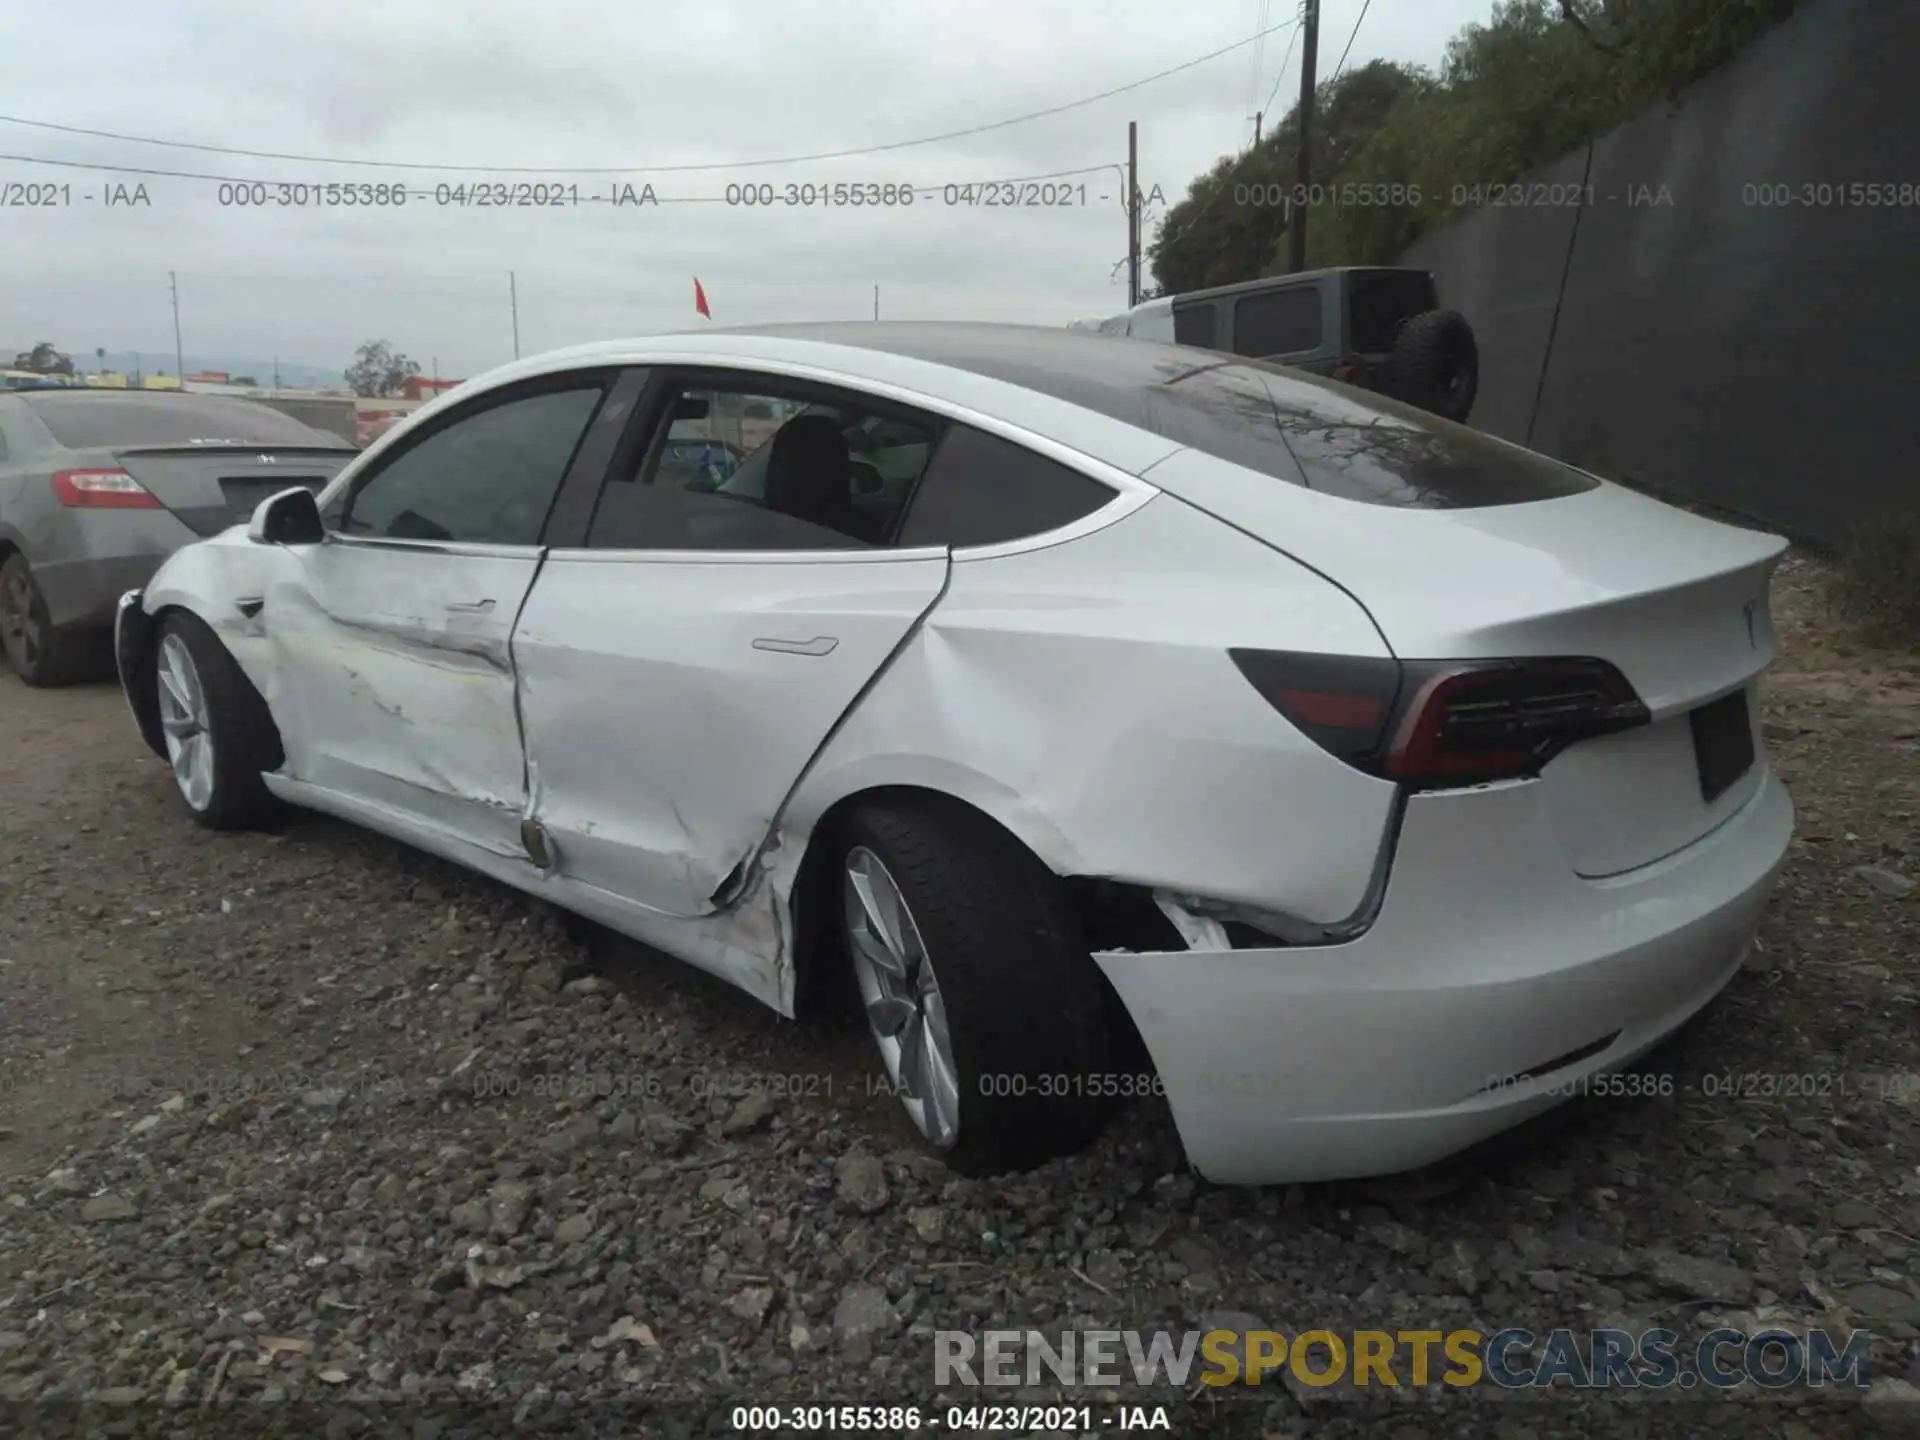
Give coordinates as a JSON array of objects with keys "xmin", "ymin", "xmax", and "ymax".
[{"xmin": 109, "ymin": 442, "xmax": 358, "ymax": 457}]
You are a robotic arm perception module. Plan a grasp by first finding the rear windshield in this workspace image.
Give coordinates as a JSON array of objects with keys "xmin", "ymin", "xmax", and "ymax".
[
  {"xmin": 24, "ymin": 393, "xmax": 343, "ymax": 450},
  {"xmin": 1347, "ymin": 269, "xmax": 1439, "ymax": 353},
  {"xmin": 745, "ymin": 325, "xmax": 1598, "ymax": 509},
  {"xmin": 1234, "ymin": 366, "xmax": 1598, "ymax": 507}
]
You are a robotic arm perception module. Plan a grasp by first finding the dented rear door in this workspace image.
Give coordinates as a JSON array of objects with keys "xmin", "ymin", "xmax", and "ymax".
[
  {"xmin": 267, "ymin": 534, "xmax": 541, "ymax": 859},
  {"xmin": 513, "ymin": 550, "xmax": 949, "ymax": 918}
]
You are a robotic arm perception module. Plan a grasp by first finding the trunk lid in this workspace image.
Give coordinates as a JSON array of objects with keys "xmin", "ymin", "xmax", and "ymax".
[
  {"xmin": 1144, "ymin": 449, "xmax": 1788, "ymax": 875},
  {"xmin": 112, "ymin": 446, "xmax": 354, "ymax": 537}
]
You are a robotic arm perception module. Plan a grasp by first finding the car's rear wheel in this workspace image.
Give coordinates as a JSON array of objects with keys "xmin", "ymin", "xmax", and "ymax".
[
  {"xmin": 0, "ymin": 553, "xmax": 89, "ymax": 687},
  {"xmin": 838, "ymin": 797, "xmax": 1115, "ymax": 1175},
  {"xmin": 153, "ymin": 612, "xmax": 283, "ymax": 830}
]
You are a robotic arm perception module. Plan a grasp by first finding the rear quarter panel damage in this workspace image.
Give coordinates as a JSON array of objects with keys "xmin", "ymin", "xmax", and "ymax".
[{"xmin": 778, "ymin": 496, "xmax": 1405, "ymax": 932}]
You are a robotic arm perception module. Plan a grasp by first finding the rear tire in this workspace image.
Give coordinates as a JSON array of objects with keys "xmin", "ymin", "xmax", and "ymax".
[
  {"xmin": 837, "ymin": 797, "xmax": 1115, "ymax": 1176},
  {"xmin": 0, "ymin": 553, "xmax": 90, "ymax": 688},
  {"xmin": 153, "ymin": 612, "xmax": 284, "ymax": 830},
  {"xmin": 1383, "ymin": 309, "xmax": 1479, "ymax": 423}
]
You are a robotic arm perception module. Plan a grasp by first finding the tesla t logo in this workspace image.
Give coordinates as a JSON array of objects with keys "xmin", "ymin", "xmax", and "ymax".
[{"xmin": 1742, "ymin": 599, "xmax": 1759, "ymax": 648}]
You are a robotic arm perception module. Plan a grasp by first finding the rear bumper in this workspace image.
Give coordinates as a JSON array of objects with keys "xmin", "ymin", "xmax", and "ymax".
[
  {"xmin": 1094, "ymin": 766, "xmax": 1794, "ymax": 1185},
  {"xmin": 37, "ymin": 552, "xmax": 169, "ymax": 630},
  {"xmin": 28, "ymin": 507, "xmax": 202, "ymax": 630}
]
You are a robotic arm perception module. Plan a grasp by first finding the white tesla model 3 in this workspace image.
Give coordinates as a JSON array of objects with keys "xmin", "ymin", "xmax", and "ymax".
[{"xmin": 113, "ymin": 323, "xmax": 1794, "ymax": 1185}]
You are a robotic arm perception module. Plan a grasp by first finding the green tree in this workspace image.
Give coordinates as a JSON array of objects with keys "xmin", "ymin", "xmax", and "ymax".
[
  {"xmin": 12, "ymin": 342, "xmax": 74, "ymax": 375},
  {"xmin": 344, "ymin": 339, "xmax": 422, "ymax": 398},
  {"xmin": 1150, "ymin": 61, "xmax": 1424, "ymax": 293},
  {"xmin": 1153, "ymin": 0, "xmax": 1804, "ymax": 288}
]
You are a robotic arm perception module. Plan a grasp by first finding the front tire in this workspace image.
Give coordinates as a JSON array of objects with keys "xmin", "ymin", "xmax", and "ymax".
[
  {"xmin": 838, "ymin": 797, "xmax": 1115, "ymax": 1176},
  {"xmin": 152, "ymin": 612, "xmax": 283, "ymax": 830}
]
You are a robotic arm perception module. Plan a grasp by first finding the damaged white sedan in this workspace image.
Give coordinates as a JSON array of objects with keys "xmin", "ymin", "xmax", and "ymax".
[{"xmin": 114, "ymin": 323, "xmax": 1794, "ymax": 1184}]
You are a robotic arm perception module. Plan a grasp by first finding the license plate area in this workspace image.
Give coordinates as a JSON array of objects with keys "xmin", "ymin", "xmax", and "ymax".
[{"xmin": 1690, "ymin": 688, "xmax": 1755, "ymax": 803}]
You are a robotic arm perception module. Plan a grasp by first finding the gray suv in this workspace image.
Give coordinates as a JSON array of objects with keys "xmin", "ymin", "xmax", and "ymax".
[{"xmin": 1096, "ymin": 267, "xmax": 1479, "ymax": 423}]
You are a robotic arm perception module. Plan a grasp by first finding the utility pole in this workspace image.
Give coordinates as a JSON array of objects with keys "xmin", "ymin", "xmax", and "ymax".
[
  {"xmin": 169, "ymin": 271, "xmax": 185, "ymax": 381},
  {"xmin": 1126, "ymin": 120, "xmax": 1140, "ymax": 308},
  {"xmin": 873, "ymin": 285, "xmax": 879, "ymax": 321},
  {"xmin": 1254, "ymin": 110, "xmax": 1263, "ymax": 145},
  {"xmin": 1288, "ymin": 0, "xmax": 1321, "ymax": 273},
  {"xmin": 509, "ymin": 271, "xmax": 521, "ymax": 359},
  {"xmin": 272, "ymin": 355, "xmax": 281, "ymax": 390}
]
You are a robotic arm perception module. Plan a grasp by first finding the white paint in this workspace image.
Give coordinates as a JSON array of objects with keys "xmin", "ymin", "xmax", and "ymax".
[
  {"xmin": 129, "ymin": 326, "xmax": 1798, "ymax": 1183},
  {"xmin": 1095, "ymin": 770, "xmax": 1793, "ymax": 1184},
  {"xmin": 514, "ymin": 551, "xmax": 950, "ymax": 918}
]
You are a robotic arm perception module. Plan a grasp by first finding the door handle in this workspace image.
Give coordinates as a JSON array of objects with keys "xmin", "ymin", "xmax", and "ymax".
[
  {"xmin": 752, "ymin": 636, "xmax": 838, "ymax": 656},
  {"xmin": 446, "ymin": 598, "xmax": 496, "ymax": 613}
]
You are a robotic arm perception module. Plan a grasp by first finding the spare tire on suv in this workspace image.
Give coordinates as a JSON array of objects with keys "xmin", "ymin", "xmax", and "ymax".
[{"xmin": 1382, "ymin": 309, "xmax": 1478, "ymax": 423}]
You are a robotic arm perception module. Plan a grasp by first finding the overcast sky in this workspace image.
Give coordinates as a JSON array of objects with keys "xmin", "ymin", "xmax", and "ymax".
[{"xmin": 0, "ymin": 0, "xmax": 1486, "ymax": 380}]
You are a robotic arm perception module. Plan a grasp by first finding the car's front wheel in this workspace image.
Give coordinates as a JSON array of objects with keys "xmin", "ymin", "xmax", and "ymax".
[
  {"xmin": 152, "ymin": 612, "xmax": 283, "ymax": 830},
  {"xmin": 838, "ymin": 797, "xmax": 1116, "ymax": 1175}
]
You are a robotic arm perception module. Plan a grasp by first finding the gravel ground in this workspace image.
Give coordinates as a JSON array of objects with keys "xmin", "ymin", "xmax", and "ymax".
[{"xmin": 0, "ymin": 551, "xmax": 1915, "ymax": 1439}]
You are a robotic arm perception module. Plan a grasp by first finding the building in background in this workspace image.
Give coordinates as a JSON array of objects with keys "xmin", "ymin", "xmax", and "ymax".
[{"xmin": 402, "ymin": 376, "xmax": 462, "ymax": 403}]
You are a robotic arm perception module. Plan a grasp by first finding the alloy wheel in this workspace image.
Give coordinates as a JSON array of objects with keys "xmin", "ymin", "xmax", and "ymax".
[
  {"xmin": 156, "ymin": 633, "xmax": 215, "ymax": 811},
  {"xmin": 844, "ymin": 845, "xmax": 961, "ymax": 1148},
  {"xmin": 0, "ymin": 564, "xmax": 37, "ymax": 670}
]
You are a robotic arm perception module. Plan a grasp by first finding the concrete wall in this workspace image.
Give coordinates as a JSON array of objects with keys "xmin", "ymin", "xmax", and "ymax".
[{"xmin": 1399, "ymin": 0, "xmax": 1920, "ymax": 545}]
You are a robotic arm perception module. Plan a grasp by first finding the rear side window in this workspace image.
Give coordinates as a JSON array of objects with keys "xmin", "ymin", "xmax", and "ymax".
[
  {"xmin": 894, "ymin": 425, "xmax": 1116, "ymax": 548},
  {"xmin": 1173, "ymin": 304, "xmax": 1218, "ymax": 349},
  {"xmin": 1232, "ymin": 287, "xmax": 1321, "ymax": 357},
  {"xmin": 23, "ymin": 394, "xmax": 340, "ymax": 449},
  {"xmin": 1347, "ymin": 270, "xmax": 1439, "ymax": 353}
]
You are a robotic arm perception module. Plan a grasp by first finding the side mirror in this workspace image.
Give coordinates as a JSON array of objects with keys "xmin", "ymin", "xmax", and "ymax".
[{"xmin": 248, "ymin": 486, "xmax": 325, "ymax": 546}]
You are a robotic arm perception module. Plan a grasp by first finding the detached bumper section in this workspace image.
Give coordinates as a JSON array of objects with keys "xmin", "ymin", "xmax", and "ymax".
[
  {"xmin": 1094, "ymin": 766, "xmax": 1794, "ymax": 1185},
  {"xmin": 114, "ymin": 589, "xmax": 168, "ymax": 760}
]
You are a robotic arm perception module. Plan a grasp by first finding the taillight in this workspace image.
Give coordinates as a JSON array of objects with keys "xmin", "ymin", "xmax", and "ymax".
[
  {"xmin": 1229, "ymin": 649, "xmax": 1650, "ymax": 788},
  {"xmin": 52, "ymin": 469, "xmax": 161, "ymax": 509}
]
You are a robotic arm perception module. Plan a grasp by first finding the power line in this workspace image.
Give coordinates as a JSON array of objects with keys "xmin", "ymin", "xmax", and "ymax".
[
  {"xmin": 1261, "ymin": 3, "xmax": 1306, "ymax": 121},
  {"xmin": 0, "ymin": 21, "xmax": 1301, "ymax": 177},
  {"xmin": 1249, "ymin": 0, "xmax": 1274, "ymax": 118},
  {"xmin": 1152, "ymin": 5, "xmax": 1304, "ymax": 267},
  {"xmin": 1330, "ymin": 0, "xmax": 1373, "ymax": 83}
]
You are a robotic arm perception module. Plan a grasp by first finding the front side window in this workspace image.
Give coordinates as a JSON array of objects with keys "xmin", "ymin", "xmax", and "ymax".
[
  {"xmin": 1232, "ymin": 286, "xmax": 1322, "ymax": 357},
  {"xmin": 586, "ymin": 382, "xmax": 941, "ymax": 551},
  {"xmin": 340, "ymin": 385, "xmax": 603, "ymax": 545}
]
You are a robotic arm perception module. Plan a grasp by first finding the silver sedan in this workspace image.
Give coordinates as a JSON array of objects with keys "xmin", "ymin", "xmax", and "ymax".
[{"xmin": 0, "ymin": 387, "xmax": 353, "ymax": 684}]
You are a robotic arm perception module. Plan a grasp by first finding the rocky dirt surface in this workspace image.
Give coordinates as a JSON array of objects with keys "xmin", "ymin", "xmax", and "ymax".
[{"xmin": 0, "ymin": 551, "xmax": 1915, "ymax": 1439}]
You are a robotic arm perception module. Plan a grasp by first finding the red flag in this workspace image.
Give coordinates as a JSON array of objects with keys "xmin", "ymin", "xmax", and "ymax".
[{"xmin": 694, "ymin": 278, "xmax": 711, "ymax": 319}]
